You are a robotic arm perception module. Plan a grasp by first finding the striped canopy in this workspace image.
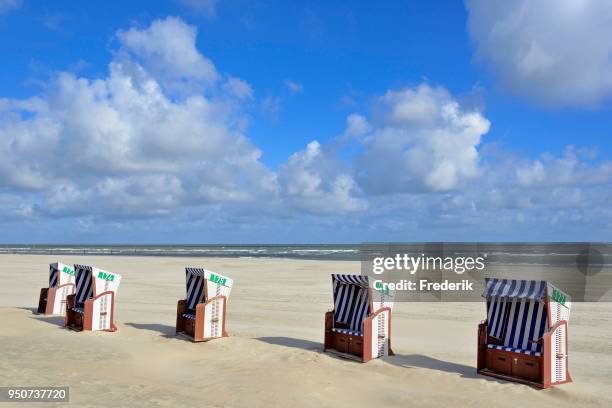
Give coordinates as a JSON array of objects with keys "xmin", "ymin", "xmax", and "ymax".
[
  {"xmin": 74, "ymin": 264, "xmax": 93, "ymax": 304},
  {"xmin": 49, "ymin": 263, "xmax": 59, "ymax": 288},
  {"xmin": 486, "ymin": 297, "xmax": 548, "ymax": 356},
  {"xmin": 185, "ymin": 267, "xmax": 232, "ymax": 310},
  {"xmin": 483, "ymin": 278, "xmax": 547, "ymax": 301},
  {"xmin": 332, "ymin": 274, "xmax": 369, "ymax": 287},
  {"xmin": 332, "ymin": 274, "xmax": 371, "ymax": 335},
  {"xmin": 185, "ymin": 268, "xmax": 206, "ymax": 309},
  {"xmin": 484, "ymin": 277, "xmax": 553, "ymax": 357}
]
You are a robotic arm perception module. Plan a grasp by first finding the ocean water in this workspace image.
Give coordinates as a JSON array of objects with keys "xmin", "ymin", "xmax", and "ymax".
[
  {"xmin": 0, "ymin": 243, "xmax": 609, "ymax": 264},
  {"xmin": 0, "ymin": 244, "xmax": 360, "ymax": 260}
]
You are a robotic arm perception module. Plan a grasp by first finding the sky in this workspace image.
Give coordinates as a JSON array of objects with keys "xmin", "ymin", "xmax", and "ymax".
[{"xmin": 0, "ymin": 0, "xmax": 610, "ymax": 243}]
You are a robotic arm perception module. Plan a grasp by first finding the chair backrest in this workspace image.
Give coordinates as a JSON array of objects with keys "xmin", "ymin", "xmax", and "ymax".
[
  {"xmin": 50, "ymin": 263, "xmax": 59, "ymax": 288},
  {"xmin": 486, "ymin": 297, "xmax": 509, "ymax": 340},
  {"xmin": 185, "ymin": 268, "xmax": 233, "ymax": 310},
  {"xmin": 483, "ymin": 278, "xmax": 555, "ymax": 352},
  {"xmin": 503, "ymin": 299, "xmax": 548, "ymax": 353},
  {"xmin": 332, "ymin": 274, "xmax": 371, "ymax": 333},
  {"xmin": 50, "ymin": 262, "xmax": 76, "ymax": 288},
  {"xmin": 91, "ymin": 267, "xmax": 122, "ymax": 297},
  {"xmin": 74, "ymin": 264, "xmax": 94, "ymax": 304}
]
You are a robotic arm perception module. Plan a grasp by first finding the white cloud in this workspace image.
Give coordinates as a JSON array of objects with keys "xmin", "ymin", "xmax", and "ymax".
[
  {"xmin": 515, "ymin": 146, "xmax": 612, "ymax": 188},
  {"xmin": 0, "ymin": 17, "xmax": 275, "ymax": 220},
  {"xmin": 466, "ymin": 0, "xmax": 612, "ymax": 107},
  {"xmin": 284, "ymin": 79, "xmax": 303, "ymax": 94},
  {"xmin": 116, "ymin": 17, "xmax": 218, "ymax": 93},
  {"xmin": 279, "ymin": 141, "xmax": 367, "ymax": 214},
  {"xmin": 344, "ymin": 113, "xmax": 371, "ymax": 137},
  {"xmin": 357, "ymin": 84, "xmax": 490, "ymax": 193},
  {"xmin": 0, "ymin": 16, "xmax": 610, "ymax": 241}
]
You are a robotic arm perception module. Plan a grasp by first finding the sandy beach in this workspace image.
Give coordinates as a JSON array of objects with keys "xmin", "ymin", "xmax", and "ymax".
[{"xmin": 1, "ymin": 254, "xmax": 611, "ymax": 407}]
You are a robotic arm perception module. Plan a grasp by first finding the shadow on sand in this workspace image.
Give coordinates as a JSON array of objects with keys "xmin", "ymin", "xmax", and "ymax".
[
  {"xmin": 18, "ymin": 306, "xmax": 66, "ymax": 328},
  {"xmin": 382, "ymin": 354, "xmax": 481, "ymax": 379},
  {"xmin": 257, "ymin": 336, "xmax": 504, "ymax": 384},
  {"xmin": 124, "ymin": 322, "xmax": 191, "ymax": 341},
  {"xmin": 256, "ymin": 336, "xmax": 323, "ymax": 352}
]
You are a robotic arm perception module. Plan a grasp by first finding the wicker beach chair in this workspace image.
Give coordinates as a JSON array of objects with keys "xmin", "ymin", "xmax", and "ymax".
[
  {"xmin": 176, "ymin": 267, "xmax": 233, "ymax": 342},
  {"xmin": 65, "ymin": 264, "xmax": 122, "ymax": 332},
  {"xmin": 37, "ymin": 262, "xmax": 76, "ymax": 315},
  {"xmin": 324, "ymin": 274, "xmax": 394, "ymax": 362},
  {"xmin": 477, "ymin": 278, "xmax": 572, "ymax": 387}
]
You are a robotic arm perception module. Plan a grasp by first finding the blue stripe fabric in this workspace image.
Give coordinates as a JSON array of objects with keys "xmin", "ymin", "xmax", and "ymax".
[
  {"xmin": 182, "ymin": 313, "xmax": 196, "ymax": 320},
  {"xmin": 332, "ymin": 274, "xmax": 370, "ymax": 335},
  {"xmin": 503, "ymin": 299, "xmax": 547, "ymax": 354},
  {"xmin": 332, "ymin": 274, "xmax": 369, "ymax": 287},
  {"xmin": 49, "ymin": 264, "xmax": 58, "ymax": 288},
  {"xmin": 483, "ymin": 278, "xmax": 546, "ymax": 301},
  {"xmin": 185, "ymin": 268, "xmax": 206, "ymax": 309},
  {"xmin": 484, "ymin": 278, "xmax": 549, "ymax": 354},
  {"xmin": 486, "ymin": 298, "xmax": 509, "ymax": 339},
  {"xmin": 74, "ymin": 264, "xmax": 93, "ymax": 304}
]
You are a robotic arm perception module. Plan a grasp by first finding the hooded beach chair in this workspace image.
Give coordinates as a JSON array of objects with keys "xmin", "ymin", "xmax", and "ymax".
[
  {"xmin": 176, "ymin": 267, "xmax": 233, "ymax": 342},
  {"xmin": 37, "ymin": 262, "xmax": 76, "ymax": 315},
  {"xmin": 65, "ymin": 264, "xmax": 122, "ymax": 332},
  {"xmin": 477, "ymin": 278, "xmax": 572, "ymax": 387},
  {"xmin": 324, "ymin": 274, "xmax": 394, "ymax": 362}
]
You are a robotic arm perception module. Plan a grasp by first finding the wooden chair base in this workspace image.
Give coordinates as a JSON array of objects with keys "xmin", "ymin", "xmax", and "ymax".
[
  {"xmin": 37, "ymin": 288, "xmax": 48, "ymax": 314},
  {"xmin": 324, "ymin": 330, "xmax": 364, "ymax": 359},
  {"xmin": 65, "ymin": 309, "xmax": 84, "ymax": 331},
  {"xmin": 478, "ymin": 368, "xmax": 544, "ymax": 388}
]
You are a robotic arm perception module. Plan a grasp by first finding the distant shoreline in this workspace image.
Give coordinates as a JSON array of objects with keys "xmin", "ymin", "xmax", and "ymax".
[{"xmin": 1, "ymin": 243, "xmax": 610, "ymax": 264}]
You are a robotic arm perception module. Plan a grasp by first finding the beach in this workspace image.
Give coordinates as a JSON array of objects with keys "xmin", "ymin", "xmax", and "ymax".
[{"xmin": 1, "ymin": 254, "xmax": 611, "ymax": 407}]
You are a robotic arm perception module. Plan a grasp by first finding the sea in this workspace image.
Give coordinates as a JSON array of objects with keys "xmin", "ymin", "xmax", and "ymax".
[
  {"xmin": 0, "ymin": 244, "xmax": 359, "ymax": 260},
  {"xmin": 0, "ymin": 243, "xmax": 610, "ymax": 265}
]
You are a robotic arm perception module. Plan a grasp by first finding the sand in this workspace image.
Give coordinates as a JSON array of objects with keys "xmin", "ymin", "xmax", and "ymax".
[{"xmin": 0, "ymin": 254, "xmax": 611, "ymax": 407}]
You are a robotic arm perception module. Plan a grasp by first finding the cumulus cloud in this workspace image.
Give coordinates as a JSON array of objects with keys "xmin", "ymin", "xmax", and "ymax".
[
  {"xmin": 279, "ymin": 141, "xmax": 367, "ymax": 214},
  {"xmin": 0, "ymin": 16, "xmax": 610, "ymax": 241},
  {"xmin": 0, "ymin": 17, "xmax": 275, "ymax": 221},
  {"xmin": 116, "ymin": 17, "xmax": 219, "ymax": 93},
  {"xmin": 466, "ymin": 0, "xmax": 612, "ymax": 107},
  {"xmin": 344, "ymin": 114, "xmax": 371, "ymax": 137},
  {"xmin": 357, "ymin": 84, "xmax": 490, "ymax": 193},
  {"xmin": 515, "ymin": 146, "xmax": 612, "ymax": 188}
]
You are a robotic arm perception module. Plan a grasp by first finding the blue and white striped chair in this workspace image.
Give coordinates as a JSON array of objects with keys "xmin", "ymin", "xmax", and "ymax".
[
  {"xmin": 37, "ymin": 263, "xmax": 76, "ymax": 315},
  {"xmin": 324, "ymin": 274, "xmax": 394, "ymax": 362},
  {"xmin": 477, "ymin": 278, "xmax": 572, "ymax": 387},
  {"xmin": 176, "ymin": 267, "xmax": 233, "ymax": 342},
  {"xmin": 65, "ymin": 264, "xmax": 122, "ymax": 332}
]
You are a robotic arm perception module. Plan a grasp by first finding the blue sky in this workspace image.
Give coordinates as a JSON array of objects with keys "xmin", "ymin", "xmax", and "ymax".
[{"xmin": 0, "ymin": 0, "xmax": 610, "ymax": 243}]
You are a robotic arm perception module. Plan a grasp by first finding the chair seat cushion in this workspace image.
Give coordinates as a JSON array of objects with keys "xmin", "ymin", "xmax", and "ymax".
[
  {"xmin": 487, "ymin": 343, "xmax": 542, "ymax": 357},
  {"xmin": 182, "ymin": 313, "xmax": 196, "ymax": 320},
  {"xmin": 332, "ymin": 327, "xmax": 362, "ymax": 336},
  {"xmin": 71, "ymin": 307, "xmax": 85, "ymax": 315}
]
